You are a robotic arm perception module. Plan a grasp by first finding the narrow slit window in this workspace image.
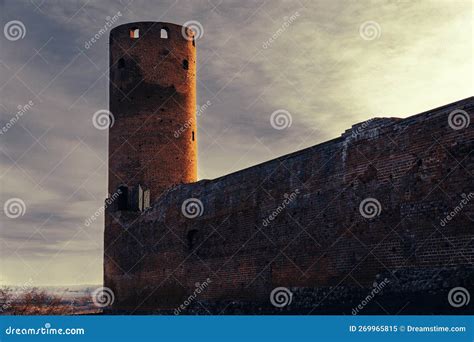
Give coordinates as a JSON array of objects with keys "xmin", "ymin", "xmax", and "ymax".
[
  {"xmin": 118, "ymin": 58, "xmax": 125, "ymax": 69},
  {"xmin": 117, "ymin": 186, "xmax": 128, "ymax": 211},
  {"xmin": 182, "ymin": 59, "xmax": 189, "ymax": 70},
  {"xmin": 187, "ymin": 229, "xmax": 198, "ymax": 250},
  {"xmin": 192, "ymin": 131, "xmax": 195, "ymax": 141},
  {"xmin": 160, "ymin": 28, "xmax": 169, "ymax": 39},
  {"xmin": 130, "ymin": 28, "xmax": 139, "ymax": 39}
]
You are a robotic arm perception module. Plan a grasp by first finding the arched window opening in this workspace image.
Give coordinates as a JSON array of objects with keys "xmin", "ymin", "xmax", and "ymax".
[
  {"xmin": 192, "ymin": 131, "xmax": 195, "ymax": 141},
  {"xmin": 118, "ymin": 58, "xmax": 125, "ymax": 69},
  {"xmin": 130, "ymin": 27, "xmax": 139, "ymax": 39},
  {"xmin": 182, "ymin": 59, "xmax": 189, "ymax": 70},
  {"xmin": 160, "ymin": 27, "xmax": 169, "ymax": 39}
]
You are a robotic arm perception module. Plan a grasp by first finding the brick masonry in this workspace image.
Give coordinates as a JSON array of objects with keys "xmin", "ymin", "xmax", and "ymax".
[
  {"xmin": 108, "ymin": 22, "xmax": 197, "ymax": 204},
  {"xmin": 104, "ymin": 22, "xmax": 473, "ymax": 315}
]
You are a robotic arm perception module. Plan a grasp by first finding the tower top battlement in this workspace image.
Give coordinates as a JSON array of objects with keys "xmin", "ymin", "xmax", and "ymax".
[
  {"xmin": 111, "ymin": 21, "xmax": 192, "ymax": 34},
  {"xmin": 109, "ymin": 21, "xmax": 196, "ymax": 93}
]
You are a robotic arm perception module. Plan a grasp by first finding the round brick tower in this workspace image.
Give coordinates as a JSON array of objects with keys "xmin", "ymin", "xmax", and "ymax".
[{"xmin": 108, "ymin": 22, "xmax": 197, "ymax": 208}]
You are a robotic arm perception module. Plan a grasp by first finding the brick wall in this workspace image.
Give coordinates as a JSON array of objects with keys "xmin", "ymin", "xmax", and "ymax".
[{"xmin": 104, "ymin": 97, "xmax": 473, "ymax": 314}]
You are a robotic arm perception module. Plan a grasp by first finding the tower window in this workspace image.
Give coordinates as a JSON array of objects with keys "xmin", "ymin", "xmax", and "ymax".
[
  {"xmin": 118, "ymin": 58, "xmax": 125, "ymax": 69},
  {"xmin": 187, "ymin": 229, "xmax": 198, "ymax": 250},
  {"xmin": 182, "ymin": 59, "xmax": 189, "ymax": 70},
  {"xmin": 192, "ymin": 131, "xmax": 195, "ymax": 141},
  {"xmin": 130, "ymin": 28, "xmax": 139, "ymax": 39},
  {"xmin": 117, "ymin": 186, "xmax": 128, "ymax": 210},
  {"xmin": 160, "ymin": 27, "xmax": 169, "ymax": 39}
]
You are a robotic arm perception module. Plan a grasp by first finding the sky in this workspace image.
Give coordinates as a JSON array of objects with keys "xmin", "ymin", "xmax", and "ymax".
[{"xmin": 0, "ymin": 0, "xmax": 472, "ymax": 286}]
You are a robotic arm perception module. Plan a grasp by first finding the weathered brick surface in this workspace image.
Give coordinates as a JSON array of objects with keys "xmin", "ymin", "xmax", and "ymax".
[
  {"xmin": 104, "ymin": 22, "xmax": 473, "ymax": 315},
  {"xmin": 105, "ymin": 96, "xmax": 473, "ymax": 314},
  {"xmin": 108, "ymin": 22, "xmax": 197, "ymax": 202}
]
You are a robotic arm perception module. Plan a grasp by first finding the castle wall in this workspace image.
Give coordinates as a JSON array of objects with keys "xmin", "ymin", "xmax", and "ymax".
[{"xmin": 105, "ymin": 95, "xmax": 473, "ymax": 314}]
